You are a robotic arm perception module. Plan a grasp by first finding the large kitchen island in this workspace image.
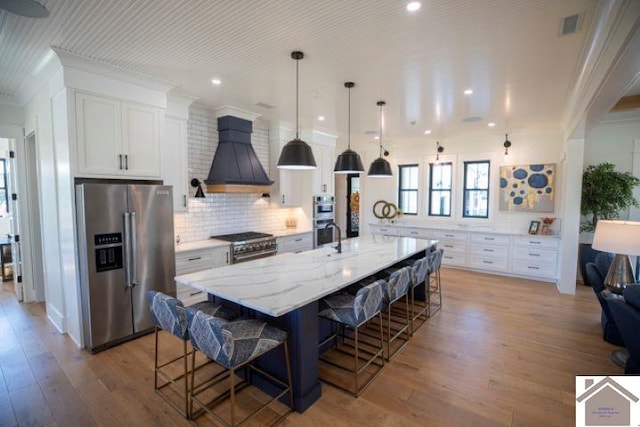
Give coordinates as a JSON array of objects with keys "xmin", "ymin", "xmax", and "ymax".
[{"xmin": 175, "ymin": 234, "xmax": 436, "ymax": 412}]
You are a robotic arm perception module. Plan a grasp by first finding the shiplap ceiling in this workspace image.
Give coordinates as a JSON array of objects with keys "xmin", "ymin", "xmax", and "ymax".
[{"xmin": 0, "ymin": 0, "xmax": 595, "ymax": 149}]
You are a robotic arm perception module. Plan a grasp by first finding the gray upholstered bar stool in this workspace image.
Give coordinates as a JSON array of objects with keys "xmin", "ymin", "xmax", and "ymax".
[
  {"xmin": 406, "ymin": 256, "xmax": 430, "ymax": 335},
  {"xmin": 186, "ymin": 308, "xmax": 293, "ymax": 426},
  {"xmin": 146, "ymin": 291, "xmax": 236, "ymax": 419},
  {"xmin": 318, "ymin": 279, "xmax": 386, "ymax": 397},
  {"xmin": 377, "ymin": 266, "xmax": 412, "ymax": 360},
  {"xmin": 428, "ymin": 249, "xmax": 444, "ymax": 316}
]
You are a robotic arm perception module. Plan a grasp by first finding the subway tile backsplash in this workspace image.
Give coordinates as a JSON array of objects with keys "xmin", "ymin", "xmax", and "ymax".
[{"xmin": 174, "ymin": 106, "xmax": 302, "ymax": 242}]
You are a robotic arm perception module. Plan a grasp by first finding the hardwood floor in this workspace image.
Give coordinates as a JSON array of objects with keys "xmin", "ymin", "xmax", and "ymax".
[{"xmin": 0, "ymin": 268, "xmax": 622, "ymax": 426}]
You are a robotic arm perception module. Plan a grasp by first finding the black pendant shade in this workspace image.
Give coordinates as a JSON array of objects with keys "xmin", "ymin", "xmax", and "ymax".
[
  {"xmin": 277, "ymin": 138, "xmax": 317, "ymax": 169},
  {"xmin": 367, "ymin": 156, "xmax": 393, "ymax": 177},
  {"xmin": 368, "ymin": 100, "xmax": 393, "ymax": 178},
  {"xmin": 277, "ymin": 51, "xmax": 317, "ymax": 170},
  {"xmin": 334, "ymin": 148, "xmax": 365, "ymax": 173},
  {"xmin": 334, "ymin": 81, "xmax": 364, "ymax": 174}
]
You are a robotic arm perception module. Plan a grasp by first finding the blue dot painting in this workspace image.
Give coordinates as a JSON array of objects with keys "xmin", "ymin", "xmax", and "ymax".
[{"xmin": 499, "ymin": 163, "xmax": 555, "ymax": 212}]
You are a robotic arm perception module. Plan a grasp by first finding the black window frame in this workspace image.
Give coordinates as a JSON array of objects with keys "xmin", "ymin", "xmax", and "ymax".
[
  {"xmin": 428, "ymin": 161, "xmax": 452, "ymax": 217},
  {"xmin": 0, "ymin": 159, "xmax": 7, "ymax": 215},
  {"xmin": 463, "ymin": 160, "xmax": 490, "ymax": 219},
  {"xmin": 398, "ymin": 164, "xmax": 419, "ymax": 215}
]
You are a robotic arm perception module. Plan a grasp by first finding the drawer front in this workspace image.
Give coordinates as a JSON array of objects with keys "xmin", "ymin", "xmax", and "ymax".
[
  {"xmin": 176, "ymin": 283, "xmax": 206, "ymax": 306},
  {"xmin": 370, "ymin": 225, "xmax": 398, "ymax": 236},
  {"xmin": 278, "ymin": 233, "xmax": 313, "ymax": 254},
  {"xmin": 511, "ymin": 260, "xmax": 557, "ymax": 279},
  {"xmin": 469, "ymin": 254, "xmax": 508, "ymax": 271},
  {"xmin": 512, "ymin": 235, "xmax": 559, "ymax": 249},
  {"xmin": 470, "ymin": 233, "xmax": 509, "ymax": 246},
  {"xmin": 441, "ymin": 250, "xmax": 466, "ymax": 266},
  {"xmin": 470, "ymin": 243, "xmax": 508, "ymax": 259},
  {"xmin": 176, "ymin": 248, "xmax": 215, "ymax": 274},
  {"xmin": 431, "ymin": 229, "xmax": 468, "ymax": 242},
  {"xmin": 439, "ymin": 240, "xmax": 467, "ymax": 253},
  {"xmin": 397, "ymin": 227, "xmax": 433, "ymax": 239},
  {"xmin": 512, "ymin": 246, "xmax": 557, "ymax": 263}
]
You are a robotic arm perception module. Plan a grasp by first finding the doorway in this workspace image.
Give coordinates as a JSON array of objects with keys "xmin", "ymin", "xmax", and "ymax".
[{"xmin": 346, "ymin": 174, "xmax": 360, "ymax": 238}]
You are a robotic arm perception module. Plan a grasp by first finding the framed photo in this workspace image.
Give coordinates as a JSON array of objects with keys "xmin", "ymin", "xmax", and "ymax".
[{"xmin": 528, "ymin": 220, "xmax": 541, "ymax": 235}]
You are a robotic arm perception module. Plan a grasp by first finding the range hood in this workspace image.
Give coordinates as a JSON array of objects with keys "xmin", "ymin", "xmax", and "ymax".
[{"xmin": 205, "ymin": 115, "xmax": 274, "ymax": 193}]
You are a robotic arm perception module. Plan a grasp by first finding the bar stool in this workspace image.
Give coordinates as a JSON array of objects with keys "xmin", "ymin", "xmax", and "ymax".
[
  {"xmin": 318, "ymin": 279, "xmax": 386, "ymax": 397},
  {"xmin": 186, "ymin": 308, "xmax": 294, "ymax": 426},
  {"xmin": 428, "ymin": 249, "xmax": 444, "ymax": 316},
  {"xmin": 146, "ymin": 291, "xmax": 236, "ymax": 419},
  {"xmin": 407, "ymin": 256, "xmax": 430, "ymax": 335},
  {"xmin": 377, "ymin": 266, "xmax": 412, "ymax": 360}
]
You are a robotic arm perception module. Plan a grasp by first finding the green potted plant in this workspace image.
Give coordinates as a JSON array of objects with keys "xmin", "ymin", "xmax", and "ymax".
[{"xmin": 579, "ymin": 162, "xmax": 640, "ymax": 285}]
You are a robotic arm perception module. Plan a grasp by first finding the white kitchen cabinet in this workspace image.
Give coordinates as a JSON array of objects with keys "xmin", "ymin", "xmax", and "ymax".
[
  {"xmin": 269, "ymin": 123, "xmax": 305, "ymax": 206},
  {"xmin": 369, "ymin": 224, "xmax": 399, "ymax": 236},
  {"xmin": 175, "ymin": 244, "xmax": 230, "ymax": 305},
  {"xmin": 301, "ymin": 129, "xmax": 336, "ymax": 196},
  {"xmin": 430, "ymin": 229, "xmax": 469, "ymax": 267},
  {"xmin": 75, "ymin": 91, "xmax": 161, "ymax": 178},
  {"xmin": 468, "ymin": 233, "xmax": 509, "ymax": 272},
  {"xmin": 163, "ymin": 117, "xmax": 188, "ymax": 212},
  {"xmin": 510, "ymin": 235, "xmax": 559, "ymax": 280},
  {"xmin": 277, "ymin": 232, "xmax": 313, "ymax": 254}
]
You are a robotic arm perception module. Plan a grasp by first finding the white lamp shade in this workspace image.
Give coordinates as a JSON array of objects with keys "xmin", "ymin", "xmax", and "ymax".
[{"xmin": 592, "ymin": 220, "xmax": 640, "ymax": 255}]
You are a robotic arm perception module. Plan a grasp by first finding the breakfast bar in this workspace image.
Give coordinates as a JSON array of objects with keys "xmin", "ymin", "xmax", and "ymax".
[{"xmin": 175, "ymin": 234, "xmax": 436, "ymax": 412}]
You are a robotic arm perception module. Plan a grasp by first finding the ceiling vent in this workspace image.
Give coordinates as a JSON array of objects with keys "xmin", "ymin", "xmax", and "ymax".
[{"xmin": 561, "ymin": 14, "xmax": 581, "ymax": 36}]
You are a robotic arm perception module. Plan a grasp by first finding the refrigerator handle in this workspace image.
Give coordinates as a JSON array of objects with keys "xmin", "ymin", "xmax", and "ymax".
[
  {"xmin": 124, "ymin": 212, "xmax": 132, "ymax": 287},
  {"xmin": 130, "ymin": 211, "xmax": 139, "ymax": 287}
]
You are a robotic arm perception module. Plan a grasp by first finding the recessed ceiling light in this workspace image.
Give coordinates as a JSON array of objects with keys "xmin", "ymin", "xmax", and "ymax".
[
  {"xmin": 488, "ymin": 122, "xmax": 496, "ymax": 128},
  {"xmin": 464, "ymin": 89, "xmax": 473, "ymax": 95},
  {"xmin": 424, "ymin": 130, "xmax": 432, "ymax": 135},
  {"xmin": 211, "ymin": 78, "xmax": 221, "ymax": 85},
  {"xmin": 374, "ymin": 136, "xmax": 380, "ymax": 140},
  {"xmin": 406, "ymin": 1, "xmax": 421, "ymax": 12},
  {"xmin": 318, "ymin": 116, "xmax": 325, "ymax": 121}
]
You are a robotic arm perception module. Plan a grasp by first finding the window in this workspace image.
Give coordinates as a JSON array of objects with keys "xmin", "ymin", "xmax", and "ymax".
[
  {"xmin": 429, "ymin": 162, "xmax": 452, "ymax": 216},
  {"xmin": 463, "ymin": 160, "xmax": 490, "ymax": 218},
  {"xmin": 0, "ymin": 159, "xmax": 7, "ymax": 215},
  {"xmin": 398, "ymin": 164, "xmax": 418, "ymax": 215}
]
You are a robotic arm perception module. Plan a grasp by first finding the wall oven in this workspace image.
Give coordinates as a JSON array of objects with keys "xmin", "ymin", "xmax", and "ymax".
[{"xmin": 313, "ymin": 195, "xmax": 335, "ymax": 247}]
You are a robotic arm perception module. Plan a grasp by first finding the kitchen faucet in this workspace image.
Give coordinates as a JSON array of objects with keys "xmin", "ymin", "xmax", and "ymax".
[{"xmin": 324, "ymin": 221, "xmax": 342, "ymax": 254}]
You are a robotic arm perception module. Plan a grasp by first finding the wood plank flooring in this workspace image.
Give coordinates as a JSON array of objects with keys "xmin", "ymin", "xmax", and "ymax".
[{"xmin": 0, "ymin": 268, "xmax": 622, "ymax": 426}]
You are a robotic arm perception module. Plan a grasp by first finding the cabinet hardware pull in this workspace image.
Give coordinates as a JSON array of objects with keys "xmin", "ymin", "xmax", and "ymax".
[
  {"xmin": 529, "ymin": 241, "xmax": 540, "ymax": 244},
  {"xmin": 183, "ymin": 195, "xmax": 187, "ymax": 207},
  {"xmin": 188, "ymin": 256, "xmax": 202, "ymax": 261},
  {"xmin": 444, "ymin": 244, "xmax": 453, "ymax": 248},
  {"xmin": 124, "ymin": 154, "xmax": 128, "ymax": 170},
  {"xmin": 484, "ymin": 237, "xmax": 495, "ymax": 240},
  {"xmin": 445, "ymin": 234, "xmax": 454, "ymax": 237},
  {"xmin": 527, "ymin": 266, "xmax": 540, "ymax": 270},
  {"xmin": 189, "ymin": 290, "xmax": 203, "ymax": 296},
  {"xmin": 282, "ymin": 195, "xmax": 285, "ymax": 204},
  {"xmin": 444, "ymin": 256, "xmax": 453, "ymax": 259},
  {"xmin": 118, "ymin": 154, "xmax": 123, "ymax": 170},
  {"xmin": 483, "ymin": 249, "xmax": 494, "ymax": 252},
  {"xmin": 529, "ymin": 253, "xmax": 540, "ymax": 257},
  {"xmin": 410, "ymin": 231, "xmax": 418, "ymax": 235},
  {"xmin": 226, "ymin": 252, "xmax": 229, "ymax": 264},
  {"xmin": 295, "ymin": 238, "xmax": 302, "ymax": 242},
  {"xmin": 482, "ymin": 260, "xmax": 493, "ymax": 264},
  {"xmin": 322, "ymin": 184, "xmax": 327, "ymax": 193}
]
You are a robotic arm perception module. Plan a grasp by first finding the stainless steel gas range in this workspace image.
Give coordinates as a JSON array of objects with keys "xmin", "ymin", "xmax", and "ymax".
[{"xmin": 210, "ymin": 231, "xmax": 277, "ymax": 264}]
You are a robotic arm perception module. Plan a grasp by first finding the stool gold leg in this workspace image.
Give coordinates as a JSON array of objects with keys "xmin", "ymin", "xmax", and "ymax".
[{"xmin": 183, "ymin": 339, "xmax": 189, "ymax": 419}]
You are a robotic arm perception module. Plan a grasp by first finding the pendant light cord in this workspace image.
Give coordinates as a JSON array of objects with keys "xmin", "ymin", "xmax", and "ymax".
[
  {"xmin": 295, "ymin": 57, "xmax": 299, "ymax": 139},
  {"xmin": 379, "ymin": 102, "xmax": 383, "ymax": 157},
  {"xmin": 348, "ymin": 87, "xmax": 351, "ymax": 150}
]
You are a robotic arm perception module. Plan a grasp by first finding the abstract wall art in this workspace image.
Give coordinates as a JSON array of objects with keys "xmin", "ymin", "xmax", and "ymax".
[{"xmin": 499, "ymin": 164, "xmax": 555, "ymax": 212}]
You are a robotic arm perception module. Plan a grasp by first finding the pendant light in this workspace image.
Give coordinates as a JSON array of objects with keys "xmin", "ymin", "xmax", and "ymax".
[
  {"xmin": 367, "ymin": 101, "xmax": 393, "ymax": 177},
  {"xmin": 334, "ymin": 82, "xmax": 364, "ymax": 174},
  {"xmin": 503, "ymin": 133, "xmax": 512, "ymax": 155},
  {"xmin": 277, "ymin": 51, "xmax": 317, "ymax": 170}
]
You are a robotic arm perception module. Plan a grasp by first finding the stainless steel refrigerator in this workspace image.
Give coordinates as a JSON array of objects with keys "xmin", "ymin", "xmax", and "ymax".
[{"xmin": 75, "ymin": 182, "xmax": 175, "ymax": 352}]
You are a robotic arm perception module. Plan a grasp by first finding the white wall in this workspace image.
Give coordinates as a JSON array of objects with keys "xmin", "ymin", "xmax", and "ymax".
[
  {"xmin": 361, "ymin": 129, "xmax": 565, "ymax": 235},
  {"xmin": 584, "ymin": 118, "xmax": 640, "ymax": 173}
]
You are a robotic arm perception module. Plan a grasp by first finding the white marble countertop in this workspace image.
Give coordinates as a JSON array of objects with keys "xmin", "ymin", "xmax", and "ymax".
[
  {"xmin": 369, "ymin": 222, "xmax": 561, "ymax": 238},
  {"xmin": 175, "ymin": 235, "xmax": 436, "ymax": 317},
  {"xmin": 175, "ymin": 239, "xmax": 230, "ymax": 253}
]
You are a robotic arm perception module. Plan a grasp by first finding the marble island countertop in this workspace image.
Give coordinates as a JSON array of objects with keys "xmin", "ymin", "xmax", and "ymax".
[{"xmin": 175, "ymin": 235, "xmax": 435, "ymax": 317}]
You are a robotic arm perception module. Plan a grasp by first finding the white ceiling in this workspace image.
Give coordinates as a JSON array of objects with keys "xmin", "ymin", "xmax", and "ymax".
[{"xmin": 0, "ymin": 0, "xmax": 595, "ymax": 149}]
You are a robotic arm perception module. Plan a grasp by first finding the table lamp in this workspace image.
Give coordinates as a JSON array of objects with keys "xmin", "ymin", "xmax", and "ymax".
[{"xmin": 592, "ymin": 220, "xmax": 640, "ymax": 294}]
